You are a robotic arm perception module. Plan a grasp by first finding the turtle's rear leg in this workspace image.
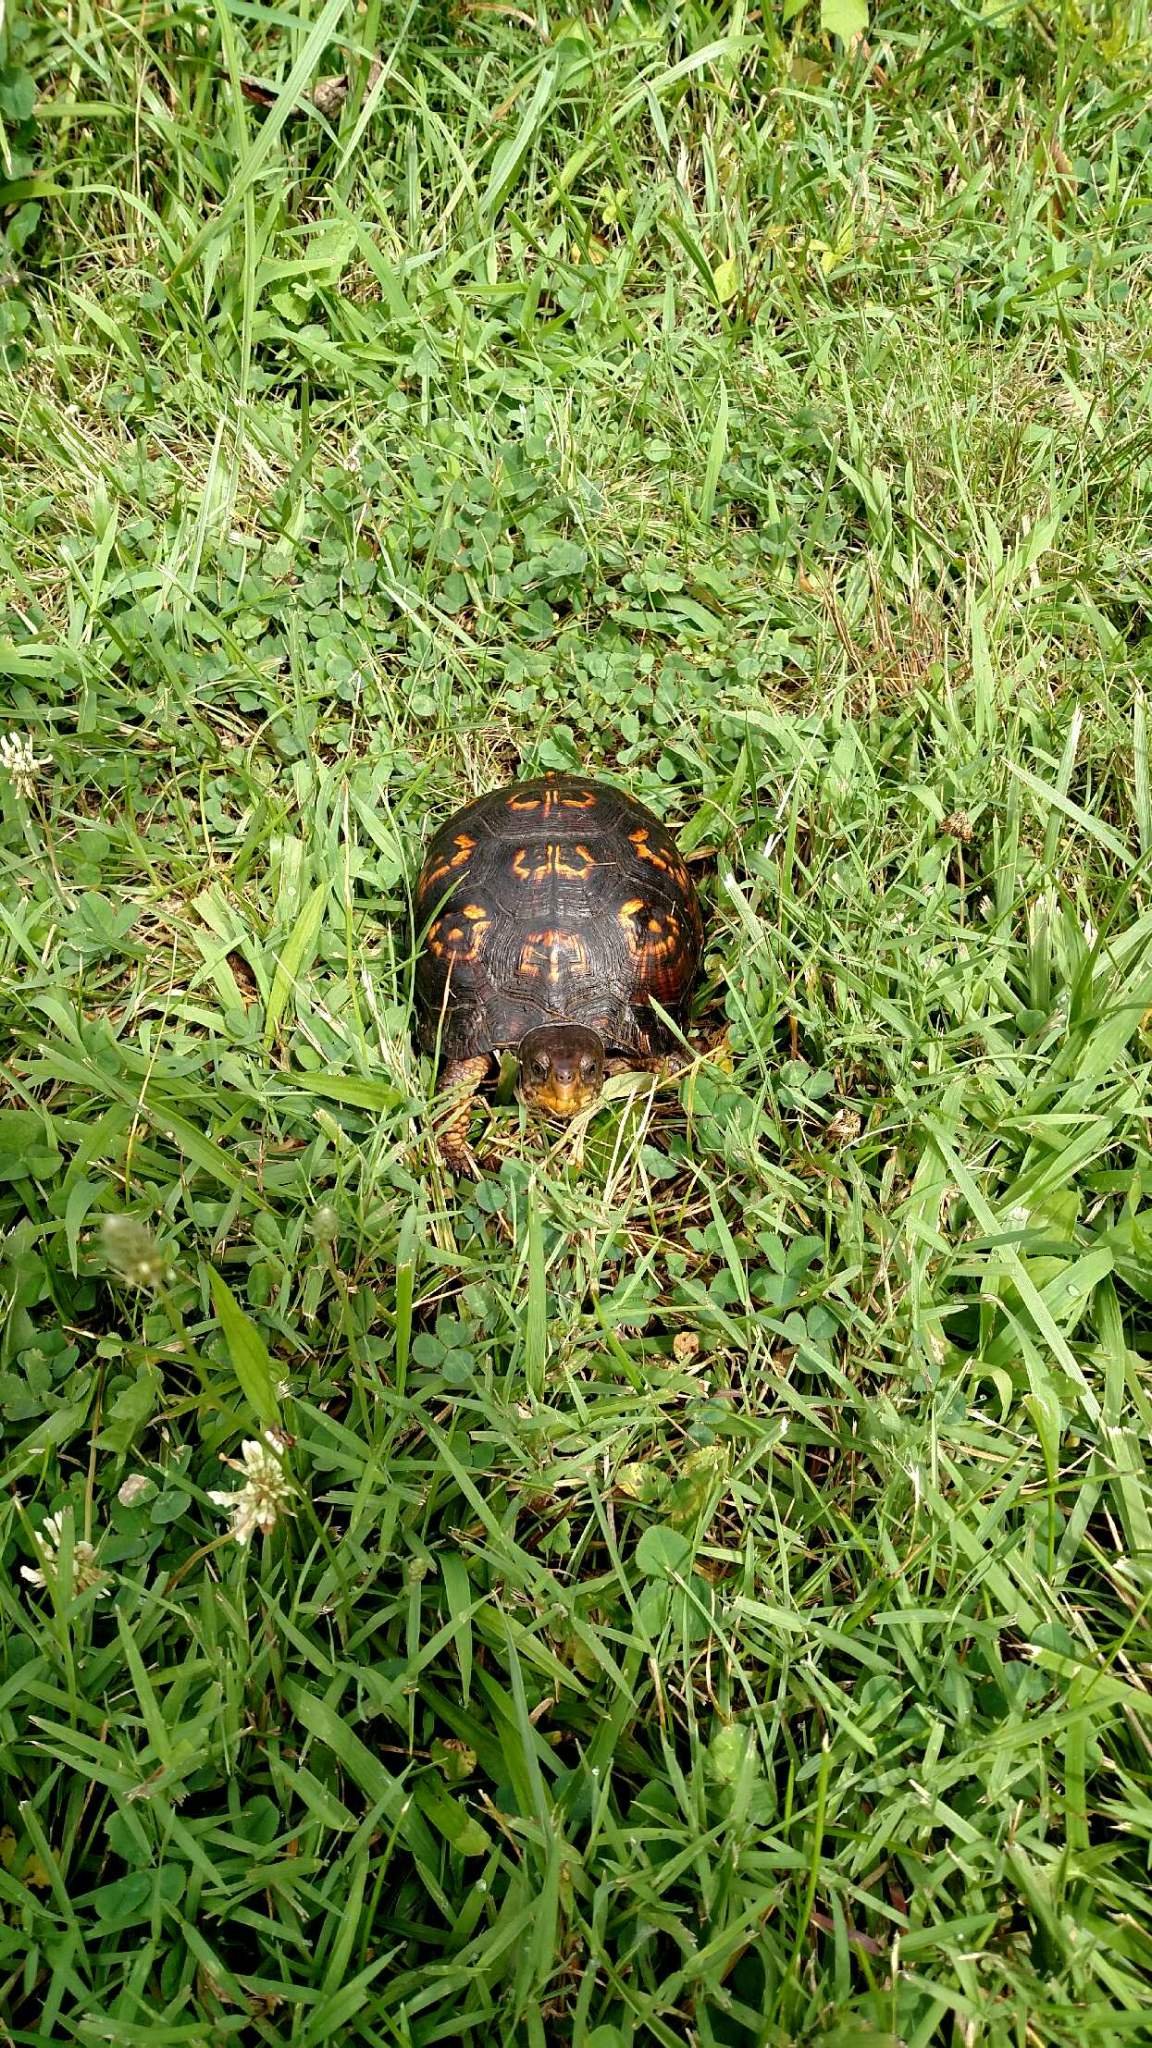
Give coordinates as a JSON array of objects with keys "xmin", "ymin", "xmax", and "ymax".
[{"xmin": 435, "ymin": 1056, "xmax": 491, "ymax": 1177}]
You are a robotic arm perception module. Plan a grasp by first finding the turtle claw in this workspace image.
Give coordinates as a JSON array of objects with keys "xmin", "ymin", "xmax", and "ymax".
[{"xmin": 441, "ymin": 1140, "xmax": 482, "ymax": 1180}]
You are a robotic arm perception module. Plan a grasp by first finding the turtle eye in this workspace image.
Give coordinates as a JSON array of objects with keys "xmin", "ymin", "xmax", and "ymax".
[
  {"xmin": 579, "ymin": 1056, "xmax": 597, "ymax": 1079},
  {"xmin": 531, "ymin": 1055, "xmax": 550, "ymax": 1079}
]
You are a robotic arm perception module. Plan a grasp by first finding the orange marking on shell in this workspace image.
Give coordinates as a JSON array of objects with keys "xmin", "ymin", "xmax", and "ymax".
[
  {"xmin": 619, "ymin": 897, "xmax": 646, "ymax": 920},
  {"xmin": 555, "ymin": 843, "xmax": 596, "ymax": 878},
  {"xmin": 636, "ymin": 941, "xmax": 685, "ymax": 994},
  {"xmin": 509, "ymin": 785, "xmax": 596, "ymax": 817},
  {"xmin": 422, "ymin": 832, "xmax": 477, "ymax": 893},
  {"xmin": 625, "ymin": 906, "xmax": 681, "ymax": 962},
  {"xmin": 511, "ymin": 841, "xmax": 596, "ymax": 882},
  {"xmin": 518, "ymin": 928, "xmax": 590, "ymax": 982},
  {"xmin": 429, "ymin": 905, "xmax": 490, "ymax": 965},
  {"xmin": 629, "ymin": 827, "xmax": 671, "ymax": 873},
  {"xmin": 512, "ymin": 845, "xmax": 553, "ymax": 882}
]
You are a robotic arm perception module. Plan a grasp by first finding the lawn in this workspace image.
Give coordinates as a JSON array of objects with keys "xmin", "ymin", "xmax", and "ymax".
[{"xmin": 3, "ymin": 0, "xmax": 1152, "ymax": 2040}]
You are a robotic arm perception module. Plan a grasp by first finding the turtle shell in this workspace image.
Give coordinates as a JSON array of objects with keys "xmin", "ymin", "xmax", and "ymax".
[{"xmin": 414, "ymin": 774, "xmax": 703, "ymax": 1061}]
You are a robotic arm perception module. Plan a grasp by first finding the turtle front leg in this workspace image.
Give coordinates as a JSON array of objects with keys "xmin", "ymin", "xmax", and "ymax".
[
  {"xmin": 435, "ymin": 1056, "xmax": 491, "ymax": 1177},
  {"xmin": 606, "ymin": 1052, "xmax": 683, "ymax": 1082}
]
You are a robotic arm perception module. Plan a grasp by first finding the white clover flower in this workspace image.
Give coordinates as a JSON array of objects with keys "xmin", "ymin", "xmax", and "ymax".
[
  {"xmin": 0, "ymin": 731, "xmax": 49, "ymax": 801},
  {"xmin": 209, "ymin": 1433, "xmax": 294, "ymax": 1546},
  {"xmin": 21, "ymin": 1510, "xmax": 108, "ymax": 1596},
  {"xmin": 101, "ymin": 1215, "xmax": 169, "ymax": 1290}
]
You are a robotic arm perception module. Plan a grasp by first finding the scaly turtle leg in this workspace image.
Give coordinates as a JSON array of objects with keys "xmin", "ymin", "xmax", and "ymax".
[
  {"xmin": 435, "ymin": 1055, "xmax": 491, "ymax": 1177},
  {"xmin": 606, "ymin": 1052, "xmax": 683, "ymax": 1082}
]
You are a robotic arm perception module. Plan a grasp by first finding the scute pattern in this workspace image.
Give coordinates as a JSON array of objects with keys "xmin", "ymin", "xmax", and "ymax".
[{"xmin": 415, "ymin": 774, "xmax": 703, "ymax": 1060}]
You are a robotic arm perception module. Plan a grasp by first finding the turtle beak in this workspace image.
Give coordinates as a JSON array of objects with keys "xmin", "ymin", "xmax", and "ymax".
[{"xmin": 530, "ymin": 1075, "xmax": 598, "ymax": 1121}]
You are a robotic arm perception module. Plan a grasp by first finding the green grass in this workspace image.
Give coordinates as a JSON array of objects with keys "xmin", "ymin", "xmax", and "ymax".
[{"xmin": 4, "ymin": 0, "xmax": 1152, "ymax": 2039}]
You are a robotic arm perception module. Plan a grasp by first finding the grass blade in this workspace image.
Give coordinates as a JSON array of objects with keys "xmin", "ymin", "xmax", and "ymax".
[
  {"xmin": 264, "ymin": 881, "xmax": 330, "ymax": 1048},
  {"xmin": 207, "ymin": 1267, "xmax": 281, "ymax": 1428}
]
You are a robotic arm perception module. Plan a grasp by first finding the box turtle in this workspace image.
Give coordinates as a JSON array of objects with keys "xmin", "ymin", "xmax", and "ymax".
[{"xmin": 415, "ymin": 773, "xmax": 703, "ymax": 1172}]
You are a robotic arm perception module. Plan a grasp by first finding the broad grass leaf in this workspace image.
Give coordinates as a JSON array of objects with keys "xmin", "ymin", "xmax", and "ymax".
[
  {"xmin": 821, "ymin": 0, "xmax": 867, "ymax": 36},
  {"xmin": 207, "ymin": 1268, "xmax": 279, "ymax": 1429},
  {"xmin": 413, "ymin": 1781, "xmax": 491, "ymax": 1857},
  {"xmin": 264, "ymin": 882, "xmax": 330, "ymax": 1047}
]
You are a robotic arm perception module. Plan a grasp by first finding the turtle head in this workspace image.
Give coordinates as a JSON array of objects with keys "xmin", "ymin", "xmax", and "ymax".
[{"xmin": 517, "ymin": 1025, "xmax": 605, "ymax": 1120}]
